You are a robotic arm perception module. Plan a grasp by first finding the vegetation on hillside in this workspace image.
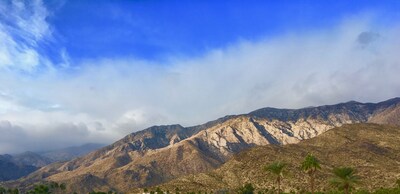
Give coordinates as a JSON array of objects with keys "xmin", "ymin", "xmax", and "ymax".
[
  {"xmin": 0, "ymin": 182, "xmax": 119, "ymax": 194},
  {"xmin": 141, "ymin": 153, "xmax": 400, "ymax": 194},
  {"xmin": 1, "ymin": 154, "xmax": 400, "ymax": 194}
]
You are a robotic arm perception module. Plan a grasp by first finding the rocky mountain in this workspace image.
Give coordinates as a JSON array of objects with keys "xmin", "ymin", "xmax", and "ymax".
[
  {"xmin": 0, "ymin": 144, "xmax": 104, "ymax": 182},
  {"xmin": 5, "ymin": 98, "xmax": 400, "ymax": 193},
  {"xmin": 12, "ymin": 152, "xmax": 53, "ymax": 168},
  {"xmin": 39, "ymin": 143, "xmax": 105, "ymax": 162},
  {"xmin": 368, "ymin": 98, "xmax": 400, "ymax": 126},
  {"xmin": 153, "ymin": 123, "xmax": 400, "ymax": 192},
  {"xmin": 0, "ymin": 154, "xmax": 38, "ymax": 182}
]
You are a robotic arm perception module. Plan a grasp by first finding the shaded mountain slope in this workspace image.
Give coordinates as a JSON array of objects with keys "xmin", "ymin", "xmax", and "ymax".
[
  {"xmin": 154, "ymin": 123, "xmax": 400, "ymax": 192},
  {"xmin": 11, "ymin": 152, "xmax": 53, "ymax": 168},
  {"xmin": 40, "ymin": 143, "xmax": 105, "ymax": 162},
  {"xmin": 0, "ymin": 143, "xmax": 105, "ymax": 183},
  {"xmin": 0, "ymin": 155, "xmax": 38, "ymax": 182}
]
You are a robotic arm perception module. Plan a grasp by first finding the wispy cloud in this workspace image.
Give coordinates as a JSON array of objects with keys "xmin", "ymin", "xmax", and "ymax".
[
  {"xmin": 0, "ymin": 2, "xmax": 399, "ymax": 153},
  {"xmin": 0, "ymin": 0, "xmax": 62, "ymax": 71}
]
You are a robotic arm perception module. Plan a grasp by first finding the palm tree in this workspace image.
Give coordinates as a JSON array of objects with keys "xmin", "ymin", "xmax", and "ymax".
[
  {"xmin": 301, "ymin": 153, "xmax": 321, "ymax": 194},
  {"xmin": 329, "ymin": 167, "xmax": 360, "ymax": 194},
  {"xmin": 264, "ymin": 161, "xmax": 286, "ymax": 194}
]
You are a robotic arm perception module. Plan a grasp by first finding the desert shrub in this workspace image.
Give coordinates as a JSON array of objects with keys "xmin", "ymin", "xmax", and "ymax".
[{"xmin": 237, "ymin": 183, "xmax": 255, "ymax": 194}]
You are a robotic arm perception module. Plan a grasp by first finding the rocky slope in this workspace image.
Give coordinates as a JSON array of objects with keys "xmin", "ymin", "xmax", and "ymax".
[
  {"xmin": 6, "ymin": 98, "xmax": 400, "ymax": 192},
  {"xmin": 153, "ymin": 123, "xmax": 400, "ymax": 193},
  {"xmin": 368, "ymin": 98, "xmax": 400, "ymax": 126}
]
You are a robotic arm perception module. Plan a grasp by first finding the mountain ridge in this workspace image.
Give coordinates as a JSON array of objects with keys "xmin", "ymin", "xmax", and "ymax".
[
  {"xmin": 0, "ymin": 143, "xmax": 104, "ymax": 182},
  {"xmin": 39, "ymin": 143, "xmax": 105, "ymax": 162},
  {"xmin": 4, "ymin": 97, "xmax": 400, "ymax": 193}
]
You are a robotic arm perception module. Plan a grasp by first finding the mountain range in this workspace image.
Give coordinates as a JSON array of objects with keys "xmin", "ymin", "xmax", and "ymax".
[
  {"xmin": 2, "ymin": 98, "xmax": 400, "ymax": 193},
  {"xmin": 0, "ymin": 143, "xmax": 104, "ymax": 182}
]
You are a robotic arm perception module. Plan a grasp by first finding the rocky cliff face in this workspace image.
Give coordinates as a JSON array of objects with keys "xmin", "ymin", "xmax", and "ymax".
[{"xmin": 7, "ymin": 98, "xmax": 400, "ymax": 193}]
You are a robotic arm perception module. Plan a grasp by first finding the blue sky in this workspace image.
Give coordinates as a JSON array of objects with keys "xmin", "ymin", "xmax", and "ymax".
[
  {"xmin": 45, "ymin": 0, "xmax": 400, "ymax": 63},
  {"xmin": 1, "ymin": 0, "xmax": 400, "ymax": 153}
]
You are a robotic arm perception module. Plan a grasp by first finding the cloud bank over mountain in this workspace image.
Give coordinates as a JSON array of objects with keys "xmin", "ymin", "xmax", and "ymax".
[{"xmin": 0, "ymin": 0, "xmax": 399, "ymax": 153}]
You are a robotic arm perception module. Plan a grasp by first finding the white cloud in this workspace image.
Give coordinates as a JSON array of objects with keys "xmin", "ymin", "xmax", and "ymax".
[
  {"xmin": 1, "ymin": 4, "xmax": 400, "ymax": 154},
  {"xmin": 0, "ymin": 0, "xmax": 58, "ymax": 71}
]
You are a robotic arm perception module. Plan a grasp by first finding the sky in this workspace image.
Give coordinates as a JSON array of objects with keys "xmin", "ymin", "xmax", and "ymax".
[{"xmin": 0, "ymin": 0, "xmax": 400, "ymax": 154}]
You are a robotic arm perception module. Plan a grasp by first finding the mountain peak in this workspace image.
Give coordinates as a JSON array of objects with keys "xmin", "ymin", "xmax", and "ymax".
[{"xmin": 344, "ymin": 100, "xmax": 361, "ymax": 104}]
